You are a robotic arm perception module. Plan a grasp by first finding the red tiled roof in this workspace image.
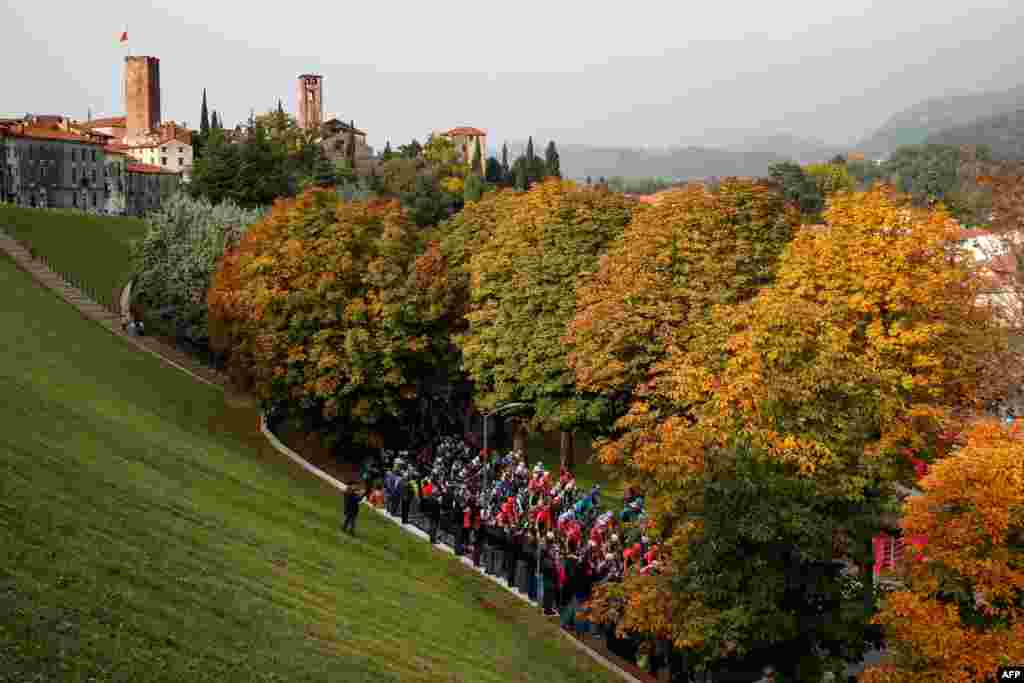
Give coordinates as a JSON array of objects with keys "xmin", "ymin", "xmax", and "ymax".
[
  {"xmin": 127, "ymin": 163, "xmax": 178, "ymax": 175},
  {"xmin": 444, "ymin": 127, "xmax": 486, "ymax": 137},
  {"xmin": 8, "ymin": 126, "xmax": 104, "ymax": 144},
  {"xmin": 82, "ymin": 116, "xmax": 127, "ymax": 129}
]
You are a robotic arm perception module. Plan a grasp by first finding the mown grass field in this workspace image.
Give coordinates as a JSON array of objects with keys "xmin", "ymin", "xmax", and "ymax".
[
  {"xmin": 0, "ymin": 253, "xmax": 618, "ymax": 683},
  {"xmin": 0, "ymin": 204, "xmax": 147, "ymax": 309}
]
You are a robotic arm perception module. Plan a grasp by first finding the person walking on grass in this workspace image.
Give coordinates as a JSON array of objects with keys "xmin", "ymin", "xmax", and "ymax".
[{"xmin": 342, "ymin": 482, "xmax": 366, "ymax": 535}]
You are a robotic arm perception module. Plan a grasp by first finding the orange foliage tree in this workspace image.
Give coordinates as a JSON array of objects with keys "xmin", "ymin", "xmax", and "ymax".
[
  {"xmin": 565, "ymin": 179, "xmax": 799, "ymax": 399},
  {"xmin": 861, "ymin": 419, "xmax": 1024, "ymax": 683},
  {"xmin": 208, "ymin": 189, "xmax": 454, "ymax": 447},
  {"xmin": 588, "ymin": 187, "xmax": 1018, "ymax": 674}
]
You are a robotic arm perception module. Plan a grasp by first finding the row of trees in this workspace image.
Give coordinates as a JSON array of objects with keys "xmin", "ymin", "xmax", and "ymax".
[{"xmin": 203, "ymin": 175, "xmax": 1022, "ymax": 678}]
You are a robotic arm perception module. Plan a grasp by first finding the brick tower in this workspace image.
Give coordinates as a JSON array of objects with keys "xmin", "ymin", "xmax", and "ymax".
[
  {"xmin": 124, "ymin": 56, "xmax": 161, "ymax": 140},
  {"xmin": 297, "ymin": 74, "xmax": 323, "ymax": 131}
]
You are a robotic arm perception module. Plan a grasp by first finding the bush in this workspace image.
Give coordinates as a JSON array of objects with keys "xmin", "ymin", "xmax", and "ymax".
[{"xmin": 131, "ymin": 193, "xmax": 263, "ymax": 348}]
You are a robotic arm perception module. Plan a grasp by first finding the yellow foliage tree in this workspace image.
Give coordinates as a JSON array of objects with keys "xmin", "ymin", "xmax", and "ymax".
[{"xmin": 861, "ymin": 419, "xmax": 1024, "ymax": 683}]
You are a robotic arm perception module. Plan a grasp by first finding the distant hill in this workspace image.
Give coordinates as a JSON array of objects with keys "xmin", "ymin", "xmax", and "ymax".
[
  {"xmin": 857, "ymin": 84, "xmax": 1024, "ymax": 160},
  {"xmin": 499, "ymin": 141, "xmax": 791, "ymax": 182},
  {"xmin": 925, "ymin": 108, "xmax": 1024, "ymax": 160},
  {"xmin": 721, "ymin": 134, "xmax": 845, "ymax": 165}
]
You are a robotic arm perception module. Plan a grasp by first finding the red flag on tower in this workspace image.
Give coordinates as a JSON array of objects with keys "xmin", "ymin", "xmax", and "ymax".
[{"xmin": 119, "ymin": 28, "xmax": 128, "ymax": 43}]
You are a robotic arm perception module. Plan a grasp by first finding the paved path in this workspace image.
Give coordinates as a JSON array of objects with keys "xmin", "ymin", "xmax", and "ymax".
[{"xmin": 0, "ymin": 228, "xmax": 228, "ymax": 390}]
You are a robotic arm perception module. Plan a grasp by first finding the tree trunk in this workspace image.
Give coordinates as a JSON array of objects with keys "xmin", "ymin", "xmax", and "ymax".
[
  {"xmin": 512, "ymin": 421, "xmax": 529, "ymax": 462},
  {"xmin": 559, "ymin": 430, "xmax": 575, "ymax": 473},
  {"xmin": 463, "ymin": 402, "xmax": 474, "ymax": 440}
]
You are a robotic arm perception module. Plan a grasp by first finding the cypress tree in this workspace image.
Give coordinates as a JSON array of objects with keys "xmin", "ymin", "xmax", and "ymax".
[
  {"xmin": 515, "ymin": 156, "xmax": 528, "ymax": 190},
  {"xmin": 346, "ymin": 120, "xmax": 357, "ymax": 169},
  {"xmin": 544, "ymin": 140, "xmax": 561, "ymax": 179},
  {"xmin": 382, "ymin": 140, "xmax": 393, "ymax": 161},
  {"xmin": 525, "ymin": 137, "xmax": 536, "ymax": 184},
  {"xmin": 473, "ymin": 137, "xmax": 483, "ymax": 175},
  {"xmin": 200, "ymin": 89, "xmax": 210, "ymax": 138},
  {"xmin": 501, "ymin": 143, "xmax": 510, "ymax": 185}
]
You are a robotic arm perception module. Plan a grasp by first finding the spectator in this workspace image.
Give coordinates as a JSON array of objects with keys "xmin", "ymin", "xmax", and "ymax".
[{"xmin": 342, "ymin": 482, "xmax": 366, "ymax": 535}]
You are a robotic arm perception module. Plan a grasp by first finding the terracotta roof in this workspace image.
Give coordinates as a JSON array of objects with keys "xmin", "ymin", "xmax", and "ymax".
[
  {"xmin": 7, "ymin": 126, "xmax": 104, "ymax": 144},
  {"xmin": 127, "ymin": 163, "xmax": 178, "ymax": 175},
  {"xmin": 82, "ymin": 116, "xmax": 126, "ymax": 129},
  {"xmin": 104, "ymin": 144, "xmax": 131, "ymax": 156},
  {"xmin": 443, "ymin": 127, "xmax": 486, "ymax": 137},
  {"xmin": 322, "ymin": 119, "xmax": 367, "ymax": 136}
]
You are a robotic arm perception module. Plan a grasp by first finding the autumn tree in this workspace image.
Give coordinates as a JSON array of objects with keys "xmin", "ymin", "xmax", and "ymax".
[
  {"xmin": 590, "ymin": 187, "xmax": 1018, "ymax": 675},
  {"xmin": 380, "ymin": 157, "xmax": 421, "ymax": 196},
  {"xmin": 805, "ymin": 162, "xmax": 856, "ymax": 196},
  {"xmin": 861, "ymin": 419, "xmax": 1024, "ymax": 683},
  {"xmin": 566, "ymin": 179, "xmax": 799, "ymax": 401},
  {"xmin": 458, "ymin": 180, "xmax": 634, "ymax": 469},
  {"xmin": 207, "ymin": 189, "xmax": 454, "ymax": 448}
]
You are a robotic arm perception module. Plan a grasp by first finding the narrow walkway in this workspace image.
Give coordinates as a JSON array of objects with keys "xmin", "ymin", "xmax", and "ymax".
[{"xmin": 0, "ymin": 228, "xmax": 227, "ymax": 390}]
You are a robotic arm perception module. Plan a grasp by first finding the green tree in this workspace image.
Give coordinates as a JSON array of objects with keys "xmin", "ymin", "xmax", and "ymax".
[
  {"xmin": 525, "ymin": 137, "xmax": 536, "ymax": 183},
  {"xmin": 132, "ymin": 193, "xmax": 262, "ymax": 348},
  {"xmin": 381, "ymin": 140, "xmax": 394, "ymax": 161},
  {"xmin": 545, "ymin": 140, "xmax": 561, "ymax": 179},
  {"xmin": 399, "ymin": 139, "xmax": 423, "ymax": 159},
  {"xmin": 514, "ymin": 156, "xmax": 528, "ymax": 190},
  {"xmin": 484, "ymin": 156, "xmax": 502, "ymax": 184},
  {"xmin": 473, "ymin": 137, "xmax": 483, "ymax": 175},
  {"xmin": 402, "ymin": 174, "xmax": 459, "ymax": 228},
  {"xmin": 847, "ymin": 160, "xmax": 885, "ymax": 190},
  {"xmin": 459, "ymin": 180, "xmax": 635, "ymax": 469},
  {"xmin": 346, "ymin": 120, "xmax": 357, "ymax": 170},
  {"xmin": 805, "ymin": 163, "xmax": 857, "ymax": 196},
  {"xmin": 463, "ymin": 173, "xmax": 484, "ymax": 203},
  {"xmin": 501, "ymin": 143, "xmax": 510, "ymax": 184},
  {"xmin": 200, "ymin": 89, "xmax": 210, "ymax": 137},
  {"xmin": 768, "ymin": 161, "xmax": 825, "ymax": 219},
  {"xmin": 883, "ymin": 144, "xmax": 962, "ymax": 206}
]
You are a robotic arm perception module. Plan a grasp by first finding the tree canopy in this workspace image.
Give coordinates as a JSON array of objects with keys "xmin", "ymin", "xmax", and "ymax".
[
  {"xmin": 458, "ymin": 180, "xmax": 634, "ymax": 434},
  {"xmin": 207, "ymin": 190, "xmax": 454, "ymax": 447},
  {"xmin": 862, "ymin": 419, "xmax": 1024, "ymax": 683}
]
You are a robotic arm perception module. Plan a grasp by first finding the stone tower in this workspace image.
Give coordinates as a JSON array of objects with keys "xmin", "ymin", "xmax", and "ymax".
[
  {"xmin": 124, "ymin": 56, "xmax": 161, "ymax": 140},
  {"xmin": 297, "ymin": 74, "xmax": 323, "ymax": 131}
]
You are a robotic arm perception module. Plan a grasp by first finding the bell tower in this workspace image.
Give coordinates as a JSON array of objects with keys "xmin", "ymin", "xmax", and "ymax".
[{"xmin": 297, "ymin": 74, "xmax": 323, "ymax": 131}]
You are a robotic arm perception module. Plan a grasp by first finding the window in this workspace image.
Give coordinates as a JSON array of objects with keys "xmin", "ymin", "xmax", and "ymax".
[
  {"xmin": 161, "ymin": 157, "xmax": 167, "ymax": 166},
  {"xmin": 92, "ymin": 192, "xmax": 97, "ymax": 206},
  {"xmin": 91, "ymin": 169, "xmax": 97, "ymax": 182},
  {"xmin": 72, "ymin": 149, "xmax": 77, "ymax": 162},
  {"xmin": 72, "ymin": 192, "xmax": 77, "ymax": 207},
  {"xmin": 178, "ymin": 158, "xmax": 184, "ymax": 167},
  {"xmin": 160, "ymin": 146, "xmax": 166, "ymax": 153},
  {"xmin": 72, "ymin": 167, "xmax": 78, "ymax": 183},
  {"xmin": 92, "ymin": 150, "xmax": 97, "ymax": 162}
]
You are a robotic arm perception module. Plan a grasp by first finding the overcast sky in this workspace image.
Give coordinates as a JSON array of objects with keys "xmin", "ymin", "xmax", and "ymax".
[{"xmin": 2, "ymin": 0, "xmax": 1023, "ymax": 150}]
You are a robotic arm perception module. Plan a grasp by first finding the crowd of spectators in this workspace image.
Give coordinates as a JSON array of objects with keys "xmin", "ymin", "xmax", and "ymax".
[{"xmin": 360, "ymin": 435, "xmax": 670, "ymax": 673}]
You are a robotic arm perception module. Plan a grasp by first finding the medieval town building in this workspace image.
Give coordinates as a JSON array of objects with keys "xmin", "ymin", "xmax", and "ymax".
[
  {"xmin": 1, "ymin": 55, "xmax": 185, "ymax": 215},
  {"xmin": 441, "ymin": 126, "xmax": 487, "ymax": 174}
]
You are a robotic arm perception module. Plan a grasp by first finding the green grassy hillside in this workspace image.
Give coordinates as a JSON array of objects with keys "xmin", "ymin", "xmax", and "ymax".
[
  {"xmin": 0, "ymin": 205, "xmax": 147, "ymax": 309},
  {"xmin": 0, "ymin": 253, "xmax": 615, "ymax": 683}
]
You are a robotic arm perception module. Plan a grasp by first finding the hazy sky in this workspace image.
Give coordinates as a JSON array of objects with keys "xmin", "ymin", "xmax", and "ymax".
[{"xmin": 2, "ymin": 0, "xmax": 1023, "ymax": 150}]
